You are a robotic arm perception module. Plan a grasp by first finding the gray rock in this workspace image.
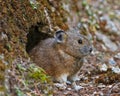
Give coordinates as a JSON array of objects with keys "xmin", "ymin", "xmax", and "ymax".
[{"xmin": 96, "ymin": 32, "xmax": 118, "ymax": 51}]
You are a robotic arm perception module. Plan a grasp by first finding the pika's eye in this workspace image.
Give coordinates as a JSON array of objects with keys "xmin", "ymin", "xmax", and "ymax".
[{"xmin": 78, "ymin": 39, "xmax": 82, "ymax": 44}]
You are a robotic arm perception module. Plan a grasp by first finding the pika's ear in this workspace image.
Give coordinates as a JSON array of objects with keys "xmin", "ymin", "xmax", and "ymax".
[{"xmin": 54, "ymin": 30, "xmax": 67, "ymax": 43}]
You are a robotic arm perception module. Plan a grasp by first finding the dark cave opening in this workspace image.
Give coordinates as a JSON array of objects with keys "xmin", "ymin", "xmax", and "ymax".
[{"xmin": 26, "ymin": 24, "xmax": 51, "ymax": 53}]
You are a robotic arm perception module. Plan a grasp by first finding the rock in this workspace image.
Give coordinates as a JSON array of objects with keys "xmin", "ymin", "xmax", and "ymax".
[
  {"xmin": 108, "ymin": 58, "xmax": 116, "ymax": 65},
  {"xmin": 114, "ymin": 53, "xmax": 120, "ymax": 59},
  {"xmin": 112, "ymin": 66, "xmax": 120, "ymax": 74},
  {"xmin": 100, "ymin": 15, "xmax": 119, "ymax": 35},
  {"xmin": 96, "ymin": 32, "xmax": 118, "ymax": 51},
  {"xmin": 99, "ymin": 63, "xmax": 108, "ymax": 72}
]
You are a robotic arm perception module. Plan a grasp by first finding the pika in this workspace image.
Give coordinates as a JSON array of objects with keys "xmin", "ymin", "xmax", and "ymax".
[{"xmin": 29, "ymin": 30, "xmax": 92, "ymax": 90}]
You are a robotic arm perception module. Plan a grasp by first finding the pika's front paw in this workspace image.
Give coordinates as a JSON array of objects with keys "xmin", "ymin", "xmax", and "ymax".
[
  {"xmin": 54, "ymin": 83, "xmax": 67, "ymax": 90},
  {"xmin": 72, "ymin": 82, "xmax": 83, "ymax": 91}
]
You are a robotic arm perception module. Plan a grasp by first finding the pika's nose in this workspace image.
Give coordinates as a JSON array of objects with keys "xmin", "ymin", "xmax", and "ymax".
[{"xmin": 89, "ymin": 47, "xmax": 92, "ymax": 53}]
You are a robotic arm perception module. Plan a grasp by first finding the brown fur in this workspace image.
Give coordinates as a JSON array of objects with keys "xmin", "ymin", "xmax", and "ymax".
[{"xmin": 29, "ymin": 30, "xmax": 92, "ymax": 83}]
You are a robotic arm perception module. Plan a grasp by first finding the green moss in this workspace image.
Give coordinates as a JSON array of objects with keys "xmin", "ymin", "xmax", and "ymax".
[
  {"xmin": 29, "ymin": 0, "xmax": 39, "ymax": 10},
  {"xmin": 0, "ymin": 87, "xmax": 5, "ymax": 92},
  {"xmin": 4, "ymin": 43, "xmax": 12, "ymax": 52},
  {"xmin": 28, "ymin": 64, "xmax": 50, "ymax": 83},
  {"xmin": 15, "ymin": 87, "xmax": 25, "ymax": 96},
  {"xmin": 0, "ymin": 73, "xmax": 4, "ymax": 80},
  {"xmin": 15, "ymin": 63, "xmax": 53, "ymax": 95}
]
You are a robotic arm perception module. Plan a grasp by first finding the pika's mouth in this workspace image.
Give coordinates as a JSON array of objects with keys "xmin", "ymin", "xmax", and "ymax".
[{"xmin": 80, "ymin": 46, "xmax": 92, "ymax": 56}]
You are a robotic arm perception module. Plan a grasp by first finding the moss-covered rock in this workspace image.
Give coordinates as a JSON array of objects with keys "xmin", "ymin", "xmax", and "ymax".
[{"xmin": 0, "ymin": 0, "xmax": 70, "ymax": 95}]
